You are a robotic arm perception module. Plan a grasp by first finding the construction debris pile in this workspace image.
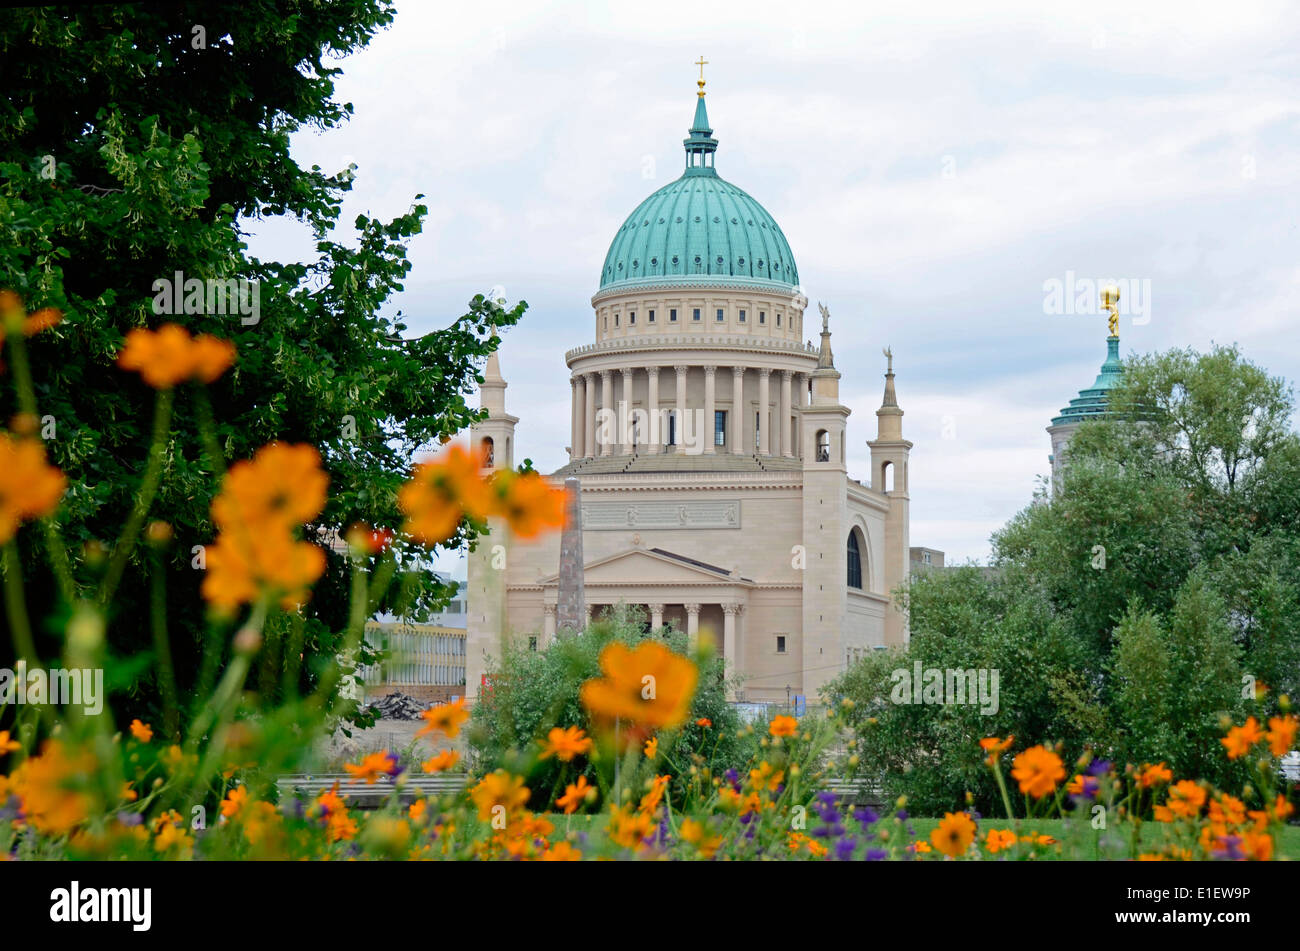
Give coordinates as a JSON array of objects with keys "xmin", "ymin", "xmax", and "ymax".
[{"xmin": 364, "ymin": 692, "xmax": 430, "ymax": 720}]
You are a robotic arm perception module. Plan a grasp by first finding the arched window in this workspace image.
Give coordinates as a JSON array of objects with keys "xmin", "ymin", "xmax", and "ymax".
[
  {"xmin": 481, "ymin": 436, "xmax": 495, "ymax": 467},
  {"xmin": 816, "ymin": 430, "xmax": 830, "ymax": 462},
  {"xmin": 846, "ymin": 530, "xmax": 863, "ymax": 590}
]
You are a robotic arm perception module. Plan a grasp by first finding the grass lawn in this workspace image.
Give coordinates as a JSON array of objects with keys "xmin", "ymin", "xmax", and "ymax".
[{"xmin": 543, "ymin": 813, "xmax": 1300, "ymax": 859}]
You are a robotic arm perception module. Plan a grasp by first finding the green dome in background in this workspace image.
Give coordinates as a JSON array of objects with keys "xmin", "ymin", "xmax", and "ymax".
[
  {"xmin": 598, "ymin": 92, "xmax": 799, "ymax": 293},
  {"xmin": 1052, "ymin": 336, "xmax": 1125, "ymax": 426}
]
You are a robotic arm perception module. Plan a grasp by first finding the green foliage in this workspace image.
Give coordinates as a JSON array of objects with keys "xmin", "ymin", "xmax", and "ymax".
[
  {"xmin": 829, "ymin": 567, "xmax": 1089, "ymax": 816},
  {"xmin": 0, "ymin": 2, "xmax": 522, "ymax": 726},
  {"xmin": 467, "ymin": 606, "xmax": 751, "ymax": 811}
]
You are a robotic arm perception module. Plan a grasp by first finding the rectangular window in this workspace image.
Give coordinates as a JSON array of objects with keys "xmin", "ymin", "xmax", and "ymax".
[
  {"xmin": 755, "ymin": 411, "xmax": 761, "ymax": 449},
  {"xmin": 670, "ymin": 308, "xmax": 678, "ymax": 322},
  {"xmin": 716, "ymin": 308, "xmax": 724, "ymax": 322},
  {"xmin": 714, "ymin": 410, "xmax": 727, "ymax": 446},
  {"xmin": 776, "ymin": 313, "xmax": 782, "ymax": 327},
  {"xmin": 759, "ymin": 311, "xmax": 766, "ymax": 324},
  {"xmin": 648, "ymin": 309, "xmax": 655, "ymax": 323},
  {"xmin": 667, "ymin": 412, "xmax": 676, "ymax": 445},
  {"xmin": 739, "ymin": 309, "xmax": 746, "ymax": 323},
  {"xmin": 693, "ymin": 308, "xmax": 701, "ymax": 321},
  {"xmin": 629, "ymin": 311, "xmax": 635, "ymax": 324},
  {"xmin": 528, "ymin": 636, "xmax": 538, "ymax": 652},
  {"xmin": 776, "ymin": 635, "xmax": 787, "ymax": 654},
  {"xmin": 614, "ymin": 314, "xmax": 619, "ymax": 327}
]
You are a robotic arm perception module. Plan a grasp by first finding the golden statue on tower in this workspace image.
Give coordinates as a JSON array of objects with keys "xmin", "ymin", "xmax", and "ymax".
[{"xmin": 1101, "ymin": 283, "xmax": 1120, "ymax": 338}]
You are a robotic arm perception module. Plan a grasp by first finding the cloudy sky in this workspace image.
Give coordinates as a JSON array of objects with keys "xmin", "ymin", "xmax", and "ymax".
[{"xmin": 247, "ymin": 0, "xmax": 1300, "ymax": 567}]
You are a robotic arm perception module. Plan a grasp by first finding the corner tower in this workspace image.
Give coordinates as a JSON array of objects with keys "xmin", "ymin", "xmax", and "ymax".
[{"xmin": 867, "ymin": 348, "xmax": 911, "ymax": 647}]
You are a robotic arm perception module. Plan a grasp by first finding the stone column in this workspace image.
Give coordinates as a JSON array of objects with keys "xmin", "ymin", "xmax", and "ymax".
[
  {"xmin": 649, "ymin": 603, "xmax": 665, "ymax": 632},
  {"xmin": 543, "ymin": 603, "xmax": 557, "ymax": 644},
  {"xmin": 646, "ymin": 366, "xmax": 660, "ymax": 453},
  {"xmin": 780, "ymin": 369, "xmax": 793, "ymax": 457},
  {"xmin": 703, "ymin": 366, "xmax": 716, "ymax": 454},
  {"xmin": 674, "ymin": 365, "xmax": 688, "ymax": 455},
  {"xmin": 570, "ymin": 376, "xmax": 583, "ymax": 459},
  {"xmin": 730, "ymin": 366, "xmax": 744, "ymax": 454},
  {"xmin": 599, "ymin": 370, "xmax": 613, "ymax": 456},
  {"xmin": 621, "ymin": 367, "xmax": 635, "ymax": 453},
  {"xmin": 723, "ymin": 603, "xmax": 740, "ymax": 700},
  {"xmin": 685, "ymin": 603, "xmax": 701, "ymax": 652},
  {"xmin": 584, "ymin": 372, "xmax": 597, "ymax": 459},
  {"xmin": 758, "ymin": 368, "xmax": 771, "ymax": 455}
]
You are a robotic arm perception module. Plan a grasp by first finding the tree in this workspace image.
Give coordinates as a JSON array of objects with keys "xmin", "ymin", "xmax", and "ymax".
[{"xmin": 0, "ymin": 3, "xmax": 519, "ymax": 728}]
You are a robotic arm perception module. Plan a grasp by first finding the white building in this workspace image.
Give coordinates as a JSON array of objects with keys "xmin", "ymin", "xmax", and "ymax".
[{"xmin": 466, "ymin": 81, "xmax": 911, "ymax": 703}]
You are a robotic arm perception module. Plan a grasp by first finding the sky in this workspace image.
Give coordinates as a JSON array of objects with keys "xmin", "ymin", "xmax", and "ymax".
[{"xmin": 245, "ymin": 0, "xmax": 1300, "ymax": 568}]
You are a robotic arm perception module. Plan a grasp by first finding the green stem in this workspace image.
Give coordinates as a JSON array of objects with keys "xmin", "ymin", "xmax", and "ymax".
[
  {"xmin": 150, "ymin": 549, "xmax": 180, "ymax": 740},
  {"xmin": 98, "ymin": 388, "xmax": 174, "ymax": 606}
]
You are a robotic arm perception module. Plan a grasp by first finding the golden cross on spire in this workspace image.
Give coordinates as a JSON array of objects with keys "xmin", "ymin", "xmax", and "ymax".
[{"xmin": 695, "ymin": 55, "xmax": 708, "ymax": 97}]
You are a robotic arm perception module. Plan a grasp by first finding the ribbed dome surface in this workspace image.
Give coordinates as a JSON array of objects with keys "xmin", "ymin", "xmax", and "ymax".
[{"xmin": 599, "ymin": 175, "xmax": 799, "ymax": 291}]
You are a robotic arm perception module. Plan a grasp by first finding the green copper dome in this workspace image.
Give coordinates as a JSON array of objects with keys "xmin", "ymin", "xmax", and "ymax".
[
  {"xmin": 598, "ymin": 93, "xmax": 799, "ymax": 293},
  {"xmin": 1052, "ymin": 336, "xmax": 1124, "ymax": 426}
]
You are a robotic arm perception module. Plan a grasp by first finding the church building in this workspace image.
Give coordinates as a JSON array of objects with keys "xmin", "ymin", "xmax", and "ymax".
[{"xmin": 466, "ymin": 76, "xmax": 912, "ymax": 704}]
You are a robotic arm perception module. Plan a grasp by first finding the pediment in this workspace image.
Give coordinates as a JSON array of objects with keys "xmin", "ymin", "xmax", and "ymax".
[{"xmin": 538, "ymin": 547, "xmax": 749, "ymax": 587}]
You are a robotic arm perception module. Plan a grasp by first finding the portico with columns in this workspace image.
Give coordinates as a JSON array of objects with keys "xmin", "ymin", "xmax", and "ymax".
[{"xmin": 467, "ymin": 75, "xmax": 911, "ymax": 705}]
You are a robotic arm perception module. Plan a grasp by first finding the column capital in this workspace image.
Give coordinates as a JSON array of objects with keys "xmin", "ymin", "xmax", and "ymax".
[
  {"xmin": 732, "ymin": 365, "xmax": 745, "ymax": 378},
  {"xmin": 648, "ymin": 603, "xmax": 666, "ymax": 615},
  {"xmin": 684, "ymin": 603, "xmax": 701, "ymax": 616},
  {"xmin": 571, "ymin": 376, "xmax": 581, "ymax": 387},
  {"xmin": 543, "ymin": 603, "xmax": 558, "ymax": 617},
  {"xmin": 703, "ymin": 365, "xmax": 716, "ymax": 379},
  {"xmin": 674, "ymin": 364, "xmax": 689, "ymax": 376},
  {"xmin": 781, "ymin": 368, "xmax": 793, "ymax": 381},
  {"xmin": 758, "ymin": 366, "xmax": 772, "ymax": 379},
  {"xmin": 645, "ymin": 365, "xmax": 659, "ymax": 379},
  {"xmin": 723, "ymin": 602, "xmax": 739, "ymax": 616},
  {"xmin": 621, "ymin": 366, "xmax": 634, "ymax": 377},
  {"xmin": 600, "ymin": 369, "xmax": 612, "ymax": 382}
]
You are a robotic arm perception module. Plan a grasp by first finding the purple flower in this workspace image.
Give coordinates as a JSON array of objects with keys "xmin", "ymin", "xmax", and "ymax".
[
  {"xmin": 896, "ymin": 809, "xmax": 909, "ymax": 821},
  {"xmin": 834, "ymin": 837, "xmax": 856, "ymax": 861},
  {"xmin": 724, "ymin": 769, "xmax": 740, "ymax": 788},
  {"xmin": 1211, "ymin": 835, "xmax": 1244, "ymax": 861},
  {"xmin": 852, "ymin": 806, "xmax": 879, "ymax": 827},
  {"xmin": 1086, "ymin": 759, "xmax": 1112, "ymax": 777},
  {"xmin": 116, "ymin": 811, "xmax": 143, "ymax": 827},
  {"xmin": 865, "ymin": 848, "xmax": 888, "ymax": 861}
]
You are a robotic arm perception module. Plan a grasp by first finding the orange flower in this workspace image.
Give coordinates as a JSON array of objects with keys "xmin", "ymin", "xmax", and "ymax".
[
  {"xmin": 129, "ymin": 719, "xmax": 153, "ymax": 743},
  {"xmin": 313, "ymin": 783, "xmax": 358, "ymax": 842},
  {"xmin": 579, "ymin": 640, "xmax": 698, "ymax": 731},
  {"xmin": 1221, "ymin": 717, "xmax": 1264, "ymax": 760},
  {"xmin": 638, "ymin": 774, "xmax": 671, "ymax": 815},
  {"xmin": 538, "ymin": 726, "xmax": 593, "ymax": 762},
  {"xmin": 417, "ymin": 698, "xmax": 470, "ymax": 739},
  {"xmin": 211, "ymin": 443, "xmax": 328, "ymax": 531},
  {"xmin": 1137, "ymin": 762, "xmax": 1173, "ymax": 788},
  {"xmin": 607, "ymin": 804, "xmax": 656, "ymax": 850},
  {"xmin": 1265, "ymin": 715, "xmax": 1297, "ymax": 757},
  {"xmin": 0, "ymin": 731, "xmax": 19, "ymax": 755},
  {"xmin": 22, "ymin": 307, "xmax": 62, "ymax": 337},
  {"xmin": 1165, "ymin": 780, "xmax": 1207, "ymax": 818},
  {"xmin": 679, "ymin": 819, "xmax": 723, "ymax": 858},
  {"xmin": 643, "ymin": 736, "xmax": 658, "ymax": 759},
  {"xmin": 911, "ymin": 840, "xmax": 932, "ymax": 854},
  {"xmin": 220, "ymin": 784, "xmax": 249, "ymax": 819},
  {"xmin": 116, "ymin": 324, "xmax": 196, "ymax": 388},
  {"xmin": 201, "ymin": 529, "xmax": 326, "ymax": 613},
  {"xmin": 398, "ymin": 445, "xmax": 494, "ymax": 546},
  {"xmin": 420, "ymin": 749, "xmax": 460, "ymax": 773},
  {"xmin": 931, "ymin": 811, "xmax": 977, "ymax": 858},
  {"xmin": 979, "ymin": 735, "xmax": 1014, "ymax": 764},
  {"xmin": 408, "ymin": 799, "xmax": 427, "ymax": 823},
  {"xmin": 470, "ymin": 770, "xmax": 530, "ymax": 822},
  {"xmin": 190, "ymin": 334, "xmax": 237, "ymax": 383},
  {"xmin": 9, "ymin": 740, "xmax": 97, "ymax": 835},
  {"xmin": 768, "ymin": 715, "xmax": 798, "ymax": 738},
  {"xmin": 696, "ymin": 717, "xmax": 712, "ymax": 728},
  {"xmin": 556, "ymin": 775, "xmax": 592, "ymax": 815},
  {"xmin": 748, "ymin": 760, "xmax": 784, "ymax": 793},
  {"xmin": 542, "ymin": 841, "xmax": 582, "ymax": 861},
  {"xmin": 487, "ymin": 470, "xmax": 566, "ymax": 539},
  {"xmin": 344, "ymin": 751, "xmax": 402, "ymax": 785},
  {"xmin": 1011, "ymin": 745, "xmax": 1066, "ymax": 798},
  {"xmin": 0, "ymin": 434, "xmax": 66, "ymax": 544},
  {"xmin": 984, "ymin": 828, "xmax": 1017, "ymax": 854}
]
